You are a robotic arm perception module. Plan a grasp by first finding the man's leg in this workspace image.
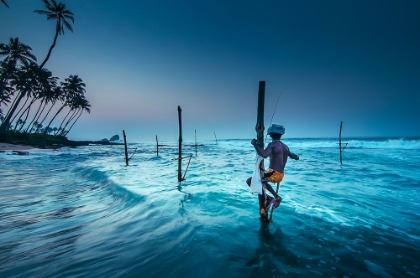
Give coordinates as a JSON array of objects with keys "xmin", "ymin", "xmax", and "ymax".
[
  {"xmin": 246, "ymin": 177, "xmax": 269, "ymax": 221},
  {"xmin": 265, "ymin": 183, "xmax": 279, "ymax": 198},
  {"xmin": 265, "ymin": 182, "xmax": 282, "ymax": 208}
]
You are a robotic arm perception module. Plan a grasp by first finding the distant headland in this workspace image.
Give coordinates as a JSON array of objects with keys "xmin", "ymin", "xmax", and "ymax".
[{"xmin": 0, "ymin": 131, "xmax": 123, "ymax": 150}]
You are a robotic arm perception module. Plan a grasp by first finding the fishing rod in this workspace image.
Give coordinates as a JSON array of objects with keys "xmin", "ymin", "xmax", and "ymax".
[
  {"xmin": 266, "ymin": 91, "xmax": 283, "ymax": 221},
  {"xmin": 265, "ymin": 92, "xmax": 282, "ymax": 140}
]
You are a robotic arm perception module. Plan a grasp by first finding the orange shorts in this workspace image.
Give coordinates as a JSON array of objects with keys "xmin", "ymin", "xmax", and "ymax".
[{"xmin": 265, "ymin": 168, "xmax": 284, "ymax": 183}]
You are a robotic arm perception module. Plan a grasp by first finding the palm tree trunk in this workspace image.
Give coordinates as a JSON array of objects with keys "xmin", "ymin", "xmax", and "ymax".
[
  {"xmin": 9, "ymin": 94, "xmax": 31, "ymax": 125},
  {"xmin": 59, "ymin": 108, "xmax": 79, "ymax": 135},
  {"xmin": 13, "ymin": 120, "xmax": 22, "ymax": 132},
  {"xmin": 33, "ymin": 100, "xmax": 49, "ymax": 133},
  {"xmin": 40, "ymin": 22, "xmax": 60, "ymax": 69},
  {"xmin": 43, "ymin": 103, "xmax": 65, "ymax": 134},
  {"xmin": 0, "ymin": 90, "xmax": 26, "ymax": 133},
  {"xmin": 27, "ymin": 99, "xmax": 45, "ymax": 132},
  {"xmin": 3, "ymin": 88, "xmax": 19, "ymax": 119},
  {"xmin": 13, "ymin": 97, "xmax": 37, "ymax": 132},
  {"xmin": 63, "ymin": 110, "xmax": 83, "ymax": 136},
  {"xmin": 38, "ymin": 100, "xmax": 56, "ymax": 127},
  {"xmin": 18, "ymin": 104, "xmax": 33, "ymax": 132},
  {"xmin": 54, "ymin": 108, "xmax": 72, "ymax": 135},
  {"xmin": 1, "ymin": 0, "xmax": 10, "ymax": 8}
]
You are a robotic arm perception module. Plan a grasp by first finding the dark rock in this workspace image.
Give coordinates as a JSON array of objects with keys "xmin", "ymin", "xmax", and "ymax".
[
  {"xmin": 12, "ymin": 151, "xmax": 29, "ymax": 155},
  {"xmin": 109, "ymin": 135, "xmax": 119, "ymax": 141},
  {"xmin": 101, "ymin": 138, "xmax": 109, "ymax": 142}
]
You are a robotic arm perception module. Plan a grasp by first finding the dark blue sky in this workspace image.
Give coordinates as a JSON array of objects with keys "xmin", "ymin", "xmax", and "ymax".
[{"xmin": 1, "ymin": 0, "xmax": 419, "ymax": 141}]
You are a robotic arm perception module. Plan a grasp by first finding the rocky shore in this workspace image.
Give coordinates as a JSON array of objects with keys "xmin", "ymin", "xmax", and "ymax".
[{"xmin": 0, "ymin": 131, "xmax": 123, "ymax": 151}]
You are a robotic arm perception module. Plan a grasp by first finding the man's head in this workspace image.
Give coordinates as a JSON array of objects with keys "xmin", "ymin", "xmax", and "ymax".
[{"xmin": 267, "ymin": 124, "xmax": 285, "ymax": 140}]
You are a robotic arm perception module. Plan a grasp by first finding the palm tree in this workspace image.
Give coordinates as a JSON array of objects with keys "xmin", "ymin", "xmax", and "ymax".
[
  {"xmin": 37, "ymin": 86, "xmax": 62, "ymax": 131},
  {"xmin": 0, "ymin": 62, "xmax": 38, "ymax": 133},
  {"xmin": 43, "ymin": 74, "xmax": 85, "ymax": 134},
  {"xmin": 35, "ymin": 123, "xmax": 43, "ymax": 133},
  {"xmin": 0, "ymin": 62, "xmax": 12, "ymax": 118},
  {"xmin": 34, "ymin": 0, "xmax": 74, "ymax": 69},
  {"xmin": 28, "ymin": 76, "xmax": 58, "ymax": 132},
  {"xmin": 63, "ymin": 97, "xmax": 90, "ymax": 136},
  {"xmin": 23, "ymin": 67, "xmax": 58, "ymax": 132},
  {"xmin": 0, "ymin": 38, "xmax": 37, "ymax": 69},
  {"xmin": 54, "ymin": 76, "xmax": 87, "ymax": 135},
  {"xmin": 1, "ymin": 0, "xmax": 9, "ymax": 8},
  {"xmin": 54, "ymin": 94, "xmax": 79, "ymax": 135},
  {"xmin": 9, "ymin": 66, "xmax": 53, "ymax": 132},
  {"xmin": 57, "ymin": 94, "xmax": 88, "ymax": 135},
  {"xmin": 0, "ymin": 38, "xmax": 36, "ymax": 130}
]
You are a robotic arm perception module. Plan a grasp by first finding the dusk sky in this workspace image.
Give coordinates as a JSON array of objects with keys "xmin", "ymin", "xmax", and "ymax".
[{"xmin": 1, "ymin": 0, "xmax": 419, "ymax": 142}]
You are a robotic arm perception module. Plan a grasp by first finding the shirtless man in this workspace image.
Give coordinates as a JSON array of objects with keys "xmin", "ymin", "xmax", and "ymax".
[{"xmin": 246, "ymin": 124, "xmax": 299, "ymax": 221}]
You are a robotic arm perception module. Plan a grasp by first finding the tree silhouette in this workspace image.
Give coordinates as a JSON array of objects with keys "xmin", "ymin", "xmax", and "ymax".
[
  {"xmin": 63, "ymin": 98, "xmax": 90, "ymax": 136},
  {"xmin": 1, "ymin": 0, "xmax": 9, "ymax": 8},
  {"xmin": 43, "ymin": 75, "xmax": 85, "ymax": 134},
  {"xmin": 34, "ymin": 0, "xmax": 74, "ymax": 69},
  {"xmin": 0, "ymin": 38, "xmax": 37, "ymax": 133},
  {"xmin": 0, "ymin": 38, "xmax": 37, "ymax": 69}
]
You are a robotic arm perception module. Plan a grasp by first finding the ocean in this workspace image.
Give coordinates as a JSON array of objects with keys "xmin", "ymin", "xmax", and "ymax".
[{"xmin": 1, "ymin": 138, "xmax": 419, "ymax": 277}]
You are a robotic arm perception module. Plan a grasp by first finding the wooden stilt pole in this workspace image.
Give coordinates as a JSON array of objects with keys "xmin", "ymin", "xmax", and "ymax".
[
  {"xmin": 177, "ymin": 106, "xmax": 184, "ymax": 182},
  {"xmin": 339, "ymin": 121, "xmax": 343, "ymax": 164},
  {"xmin": 339, "ymin": 121, "xmax": 348, "ymax": 164},
  {"xmin": 214, "ymin": 132, "xmax": 218, "ymax": 144},
  {"xmin": 156, "ymin": 135, "xmax": 159, "ymax": 156},
  {"xmin": 256, "ymin": 81, "xmax": 266, "ymax": 149},
  {"xmin": 256, "ymin": 81, "xmax": 266, "ymax": 220},
  {"xmin": 195, "ymin": 129, "xmax": 197, "ymax": 156},
  {"xmin": 123, "ymin": 130, "xmax": 129, "ymax": 166}
]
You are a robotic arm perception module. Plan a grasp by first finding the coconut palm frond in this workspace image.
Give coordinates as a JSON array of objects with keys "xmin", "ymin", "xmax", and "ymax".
[
  {"xmin": 34, "ymin": 0, "xmax": 75, "ymax": 68},
  {"xmin": 1, "ymin": 0, "xmax": 9, "ymax": 8}
]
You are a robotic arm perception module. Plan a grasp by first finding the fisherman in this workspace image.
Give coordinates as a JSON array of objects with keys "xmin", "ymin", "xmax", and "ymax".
[{"xmin": 246, "ymin": 124, "xmax": 299, "ymax": 222}]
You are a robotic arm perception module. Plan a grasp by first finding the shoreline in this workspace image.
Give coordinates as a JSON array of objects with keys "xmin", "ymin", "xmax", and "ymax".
[
  {"xmin": 0, "ymin": 141, "xmax": 123, "ymax": 155},
  {"xmin": 0, "ymin": 142, "xmax": 52, "ymax": 154},
  {"xmin": 0, "ymin": 131, "xmax": 124, "ymax": 151}
]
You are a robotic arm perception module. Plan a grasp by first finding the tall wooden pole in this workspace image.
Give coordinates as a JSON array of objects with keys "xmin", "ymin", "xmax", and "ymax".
[
  {"xmin": 177, "ymin": 106, "xmax": 183, "ymax": 181},
  {"xmin": 123, "ymin": 130, "xmax": 129, "ymax": 166},
  {"xmin": 214, "ymin": 132, "xmax": 218, "ymax": 144},
  {"xmin": 339, "ymin": 121, "xmax": 343, "ymax": 164},
  {"xmin": 156, "ymin": 135, "xmax": 159, "ymax": 156},
  {"xmin": 256, "ymin": 81, "xmax": 266, "ymax": 219},
  {"xmin": 256, "ymin": 81, "xmax": 266, "ymax": 148},
  {"xmin": 195, "ymin": 129, "xmax": 197, "ymax": 156}
]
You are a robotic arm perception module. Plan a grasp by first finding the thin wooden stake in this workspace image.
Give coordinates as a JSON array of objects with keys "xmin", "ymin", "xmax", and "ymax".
[
  {"xmin": 214, "ymin": 132, "xmax": 218, "ymax": 144},
  {"xmin": 195, "ymin": 129, "xmax": 197, "ymax": 156},
  {"xmin": 156, "ymin": 135, "xmax": 159, "ymax": 156},
  {"xmin": 182, "ymin": 154, "xmax": 193, "ymax": 180},
  {"xmin": 177, "ymin": 106, "xmax": 184, "ymax": 181},
  {"xmin": 339, "ymin": 121, "xmax": 348, "ymax": 164},
  {"xmin": 339, "ymin": 121, "xmax": 343, "ymax": 164},
  {"xmin": 123, "ymin": 130, "xmax": 129, "ymax": 166}
]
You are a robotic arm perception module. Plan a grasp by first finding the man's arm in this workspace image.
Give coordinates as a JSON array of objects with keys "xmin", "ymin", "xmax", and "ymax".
[
  {"xmin": 288, "ymin": 150, "xmax": 299, "ymax": 160},
  {"xmin": 251, "ymin": 139, "xmax": 272, "ymax": 158}
]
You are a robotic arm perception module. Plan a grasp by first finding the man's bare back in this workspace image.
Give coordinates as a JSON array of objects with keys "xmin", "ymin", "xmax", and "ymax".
[{"xmin": 251, "ymin": 139, "xmax": 299, "ymax": 173}]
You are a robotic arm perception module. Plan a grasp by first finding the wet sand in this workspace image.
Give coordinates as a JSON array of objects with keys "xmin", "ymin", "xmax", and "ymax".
[{"xmin": 0, "ymin": 142, "xmax": 52, "ymax": 153}]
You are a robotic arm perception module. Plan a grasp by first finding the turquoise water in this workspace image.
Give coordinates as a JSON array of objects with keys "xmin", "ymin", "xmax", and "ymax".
[{"xmin": 1, "ymin": 138, "xmax": 420, "ymax": 277}]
